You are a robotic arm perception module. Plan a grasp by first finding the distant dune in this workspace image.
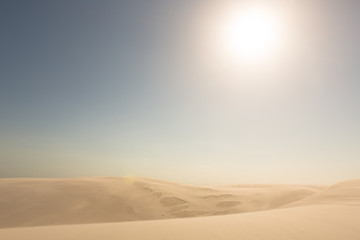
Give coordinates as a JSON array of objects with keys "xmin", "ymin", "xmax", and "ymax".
[
  {"xmin": 0, "ymin": 177, "xmax": 323, "ymax": 228},
  {"xmin": 283, "ymin": 179, "xmax": 360, "ymax": 207},
  {"xmin": 0, "ymin": 177, "xmax": 359, "ymax": 240}
]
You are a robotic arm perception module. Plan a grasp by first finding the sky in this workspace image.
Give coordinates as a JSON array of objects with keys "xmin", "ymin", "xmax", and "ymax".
[{"xmin": 1, "ymin": 0, "xmax": 359, "ymax": 184}]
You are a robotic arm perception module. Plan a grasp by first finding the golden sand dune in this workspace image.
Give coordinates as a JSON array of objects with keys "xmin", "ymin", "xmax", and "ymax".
[
  {"xmin": 0, "ymin": 177, "xmax": 322, "ymax": 228},
  {"xmin": 0, "ymin": 178, "xmax": 359, "ymax": 240},
  {"xmin": 283, "ymin": 179, "xmax": 360, "ymax": 207}
]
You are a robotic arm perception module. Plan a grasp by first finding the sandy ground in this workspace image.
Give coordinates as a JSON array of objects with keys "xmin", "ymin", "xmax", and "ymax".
[{"xmin": 0, "ymin": 178, "xmax": 359, "ymax": 240}]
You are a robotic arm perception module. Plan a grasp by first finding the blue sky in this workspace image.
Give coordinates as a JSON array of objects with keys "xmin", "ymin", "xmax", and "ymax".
[{"xmin": 1, "ymin": 0, "xmax": 359, "ymax": 184}]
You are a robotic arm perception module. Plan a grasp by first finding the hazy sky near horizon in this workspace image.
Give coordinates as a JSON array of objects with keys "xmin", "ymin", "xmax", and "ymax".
[{"xmin": 1, "ymin": 0, "xmax": 359, "ymax": 184}]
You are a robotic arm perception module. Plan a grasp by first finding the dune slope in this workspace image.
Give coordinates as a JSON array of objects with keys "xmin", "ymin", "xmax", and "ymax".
[
  {"xmin": 0, "ymin": 178, "xmax": 359, "ymax": 240},
  {"xmin": 0, "ymin": 203, "xmax": 359, "ymax": 240},
  {"xmin": 0, "ymin": 177, "xmax": 322, "ymax": 228},
  {"xmin": 284, "ymin": 179, "xmax": 360, "ymax": 207}
]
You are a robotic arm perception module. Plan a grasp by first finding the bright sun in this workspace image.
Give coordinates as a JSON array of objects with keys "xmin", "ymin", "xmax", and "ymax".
[{"xmin": 223, "ymin": 5, "xmax": 283, "ymax": 62}]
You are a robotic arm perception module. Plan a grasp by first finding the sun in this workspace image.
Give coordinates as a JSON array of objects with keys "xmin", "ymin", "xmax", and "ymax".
[{"xmin": 223, "ymin": 5, "xmax": 283, "ymax": 62}]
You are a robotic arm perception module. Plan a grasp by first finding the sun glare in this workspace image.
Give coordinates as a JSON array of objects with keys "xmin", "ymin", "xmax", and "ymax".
[{"xmin": 223, "ymin": 5, "xmax": 283, "ymax": 63}]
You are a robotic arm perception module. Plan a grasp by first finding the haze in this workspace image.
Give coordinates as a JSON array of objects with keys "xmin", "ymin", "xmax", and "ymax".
[{"xmin": 1, "ymin": 0, "xmax": 359, "ymax": 184}]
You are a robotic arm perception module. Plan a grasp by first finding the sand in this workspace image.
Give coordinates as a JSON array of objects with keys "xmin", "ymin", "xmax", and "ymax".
[{"xmin": 0, "ymin": 177, "xmax": 359, "ymax": 240}]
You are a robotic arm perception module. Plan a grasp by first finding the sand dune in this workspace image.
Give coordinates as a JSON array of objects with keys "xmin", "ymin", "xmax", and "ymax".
[
  {"xmin": 0, "ymin": 177, "xmax": 322, "ymax": 228},
  {"xmin": 1, "ymin": 204, "xmax": 359, "ymax": 240},
  {"xmin": 0, "ymin": 178, "xmax": 359, "ymax": 240},
  {"xmin": 284, "ymin": 179, "xmax": 360, "ymax": 207}
]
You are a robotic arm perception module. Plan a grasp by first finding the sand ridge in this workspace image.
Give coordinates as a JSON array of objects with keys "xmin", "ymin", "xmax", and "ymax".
[
  {"xmin": 0, "ymin": 177, "xmax": 323, "ymax": 228},
  {"xmin": 0, "ymin": 178, "xmax": 359, "ymax": 240}
]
